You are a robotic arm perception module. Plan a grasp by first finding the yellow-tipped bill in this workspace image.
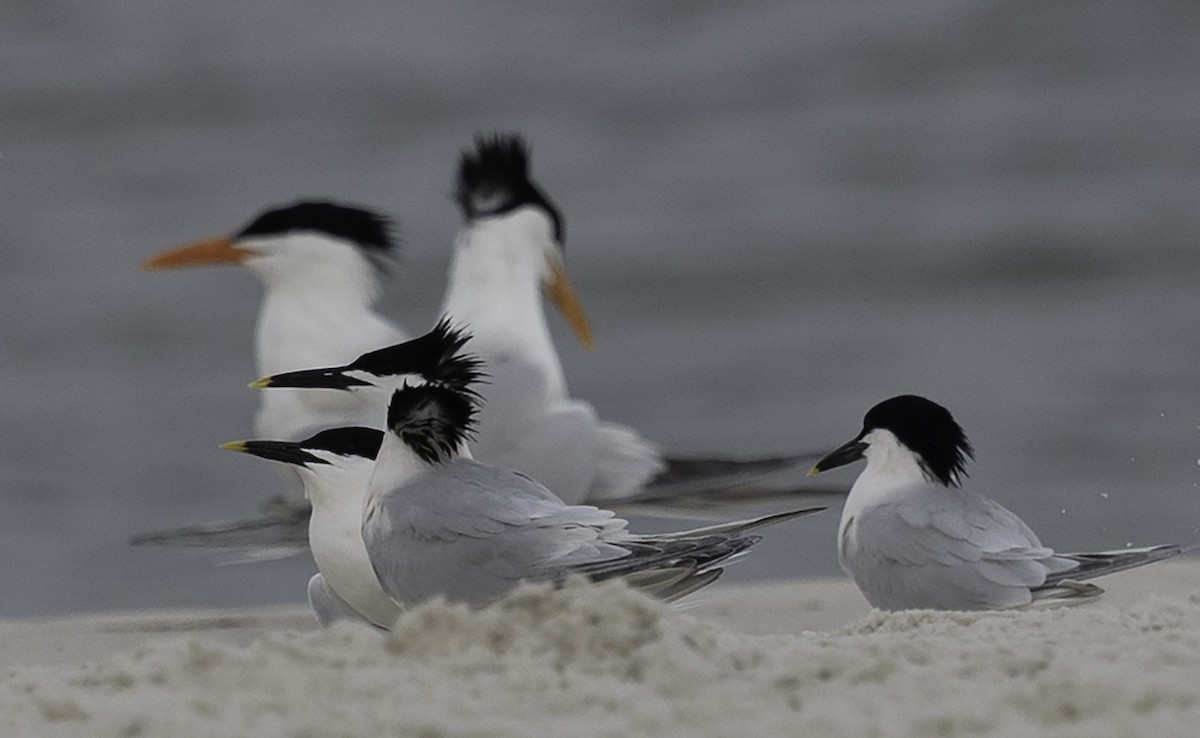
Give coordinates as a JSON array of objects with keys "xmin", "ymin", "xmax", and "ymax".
[
  {"xmin": 809, "ymin": 439, "xmax": 869, "ymax": 477},
  {"xmin": 248, "ymin": 376, "xmax": 273, "ymax": 389},
  {"xmin": 141, "ymin": 236, "xmax": 247, "ymax": 271},
  {"xmin": 544, "ymin": 255, "xmax": 595, "ymax": 351},
  {"xmin": 219, "ymin": 440, "xmax": 249, "ymax": 452}
]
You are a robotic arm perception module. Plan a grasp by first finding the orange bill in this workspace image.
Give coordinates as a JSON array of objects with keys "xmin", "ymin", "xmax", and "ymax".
[
  {"xmin": 544, "ymin": 255, "xmax": 595, "ymax": 351},
  {"xmin": 141, "ymin": 236, "xmax": 246, "ymax": 271}
]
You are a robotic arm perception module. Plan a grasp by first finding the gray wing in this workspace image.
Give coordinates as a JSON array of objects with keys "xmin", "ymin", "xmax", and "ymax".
[
  {"xmin": 848, "ymin": 489, "xmax": 1057, "ymax": 610},
  {"xmin": 364, "ymin": 459, "xmax": 633, "ymax": 606},
  {"xmin": 557, "ymin": 507, "xmax": 827, "ymax": 601}
]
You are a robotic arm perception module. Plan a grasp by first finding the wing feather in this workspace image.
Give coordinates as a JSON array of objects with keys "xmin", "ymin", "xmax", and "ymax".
[
  {"xmin": 847, "ymin": 488, "xmax": 1053, "ymax": 610},
  {"xmin": 364, "ymin": 459, "xmax": 632, "ymax": 605}
]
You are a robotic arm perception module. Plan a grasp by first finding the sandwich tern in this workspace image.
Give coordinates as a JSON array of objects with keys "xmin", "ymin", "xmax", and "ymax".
[
  {"xmin": 809, "ymin": 394, "xmax": 1187, "ymax": 610},
  {"xmin": 362, "ymin": 381, "xmax": 826, "ymax": 608},
  {"xmin": 220, "ymin": 427, "xmax": 399, "ymax": 628}
]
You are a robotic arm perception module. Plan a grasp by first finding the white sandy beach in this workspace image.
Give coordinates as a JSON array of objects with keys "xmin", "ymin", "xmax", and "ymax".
[{"xmin": 3, "ymin": 561, "xmax": 1200, "ymax": 737}]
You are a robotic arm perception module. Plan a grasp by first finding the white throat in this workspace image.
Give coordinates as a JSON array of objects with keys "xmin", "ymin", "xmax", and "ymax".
[
  {"xmin": 839, "ymin": 429, "xmax": 932, "ymax": 531},
  {"xmin": 241, "ymin": 233, "xmax": 398, "ymax": 374},
  {"xmin": 440, "ymin": 209, "xmax": 561, "ymax": 374},
  {"xmin": 363, "ymin": 432, "xmax": 474, "ymax": 520},
  {"xmin": 300, "ymin": 461, "xmax": 402, "ymax": 629},
  {"xmin": 241, "ymin": 235, "xmax": 405, "ymax": 439}
]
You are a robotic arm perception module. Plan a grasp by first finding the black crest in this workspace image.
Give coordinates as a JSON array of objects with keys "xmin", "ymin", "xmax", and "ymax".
[
  {"xmin": 299, "ymin": 427, "xmax": 384, "ymax": 461},
  {"xmin": 237, "ymin": 200, "xmax": 398, "ymax": 261},
  {"xmin": 348, "ymin": 318, "xmax": 485, "ymax": 392},
  {"xmin": 862, "ymin": 395, "xmax": 974, "ymax": 487},
  {"xmin": 454, "ymin": 133, "xmax": 565, "ymax": 244},
  {"xmin": 386, "ymin": 385, "xmax": 477, "ymax": 464}
]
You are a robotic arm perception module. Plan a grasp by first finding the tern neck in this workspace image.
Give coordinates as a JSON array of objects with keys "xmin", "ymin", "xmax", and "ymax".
[
  {"xmin": 440, "ymin": 216, "xmax": 559, "ymax": 360},
  {"xmin": 363, "ymin": 431, "xmax": 432, "ymax": 512},
  {"xmin": 303, "ymin": 466, "xmax": 400, "ymax": 629},
  {"xmin": 840, "ymin": 431, "xmax": 936, "ymax": 526},
  {"xmin": 299, "ymin": 462, "xmax": 371, "ymax": 507},
  {"xmin": 254, "ymin": 269, "xmax": 396, "ymax": 377}
]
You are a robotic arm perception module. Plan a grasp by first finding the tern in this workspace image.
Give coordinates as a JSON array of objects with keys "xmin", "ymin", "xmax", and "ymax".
[
  {"xmin": 142, "ymin": 200, "xmax": 407, "ymax": 441},
  {"xmin": 440, "ymin": 132, "xmax": 661, "ymax": 502},
  {"xmin": 361, "ymin": 382, "xmax": 826, "ymax": 608},
  {"xmin": 808, "ymin": 394, "xmax": 1188, "ymax": 611},
  {"xmin": 220, "ymin": 427, "xmax": 399, "ymax": 628}
]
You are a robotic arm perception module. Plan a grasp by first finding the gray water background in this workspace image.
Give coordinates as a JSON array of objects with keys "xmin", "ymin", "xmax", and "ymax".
[{"xmin": 3, "ymin": 1, "xmax": 1199, "ymax": 618}]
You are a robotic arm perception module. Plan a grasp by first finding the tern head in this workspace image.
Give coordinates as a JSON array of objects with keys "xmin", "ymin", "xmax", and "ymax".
[
  {"xmin": 142, "ymin": 200, "xmax": 397, "ymax": 293},
  {"xmin": 455, "ymin": 133, "xmax": 563, "ymax": 239},
  {"xmin": 453, "ymin": 133, "xmax": 594, "ymax": 350},
  {"xmin": 220, "ymin": 427, "xmax": 383, "ymax": 499},
  {"xmin": 385, "ymin": 384, "xmax": 477, "ymax": 465},
  {"xmin": 809, "ymin": 395, "xmax": 974, "ymax": 487},
  {"xmin": 252, "ymin": 318, "xmax": 484, "ymax": 397}
]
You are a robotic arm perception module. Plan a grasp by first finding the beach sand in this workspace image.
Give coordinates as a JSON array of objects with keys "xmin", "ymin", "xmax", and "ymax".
[{"xmin": 3, "ymin": 561, "xmax": 1199, "ymax": 737}]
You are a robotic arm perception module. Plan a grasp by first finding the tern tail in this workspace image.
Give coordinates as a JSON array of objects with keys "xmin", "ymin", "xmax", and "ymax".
[{"xmin": 1044, "ymin": 543, "xmax": 1191, "ymax": 587}]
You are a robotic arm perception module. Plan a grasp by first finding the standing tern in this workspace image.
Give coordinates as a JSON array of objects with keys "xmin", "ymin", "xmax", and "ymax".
[
  {"xmin": 808, "ymin": 394, "xmax": 1188, "ymax": 611},
  {"xmin": 142, "ymin": 200, "xmax": 407, "ymax": 441},
  {"xmin": 360, "ymin": 382, "xmax": 826, "ymax": 608},
  {"xmin": 440, "ymin": 133, "xmax": 661, "ymax": 502}
]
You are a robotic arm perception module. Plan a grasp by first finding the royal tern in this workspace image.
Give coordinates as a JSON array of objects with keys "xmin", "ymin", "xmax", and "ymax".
[
  {"xmin": 142, "ymin": 200, "xmax": 407, "ymax": 440},
  {"xmin": 438, "ymin": 133, "xmax": 661, "ymax": 503},
  {"xmin": 220, "ymin": 427, "xmax": 400, "ymax": 628},
  {"xmin": 361, "ymin": 382, "xmax": 826, "ymax": 608},
  {"xmin": 808, "ymin": 394, "xmax": 1187, "ymax": 611}
]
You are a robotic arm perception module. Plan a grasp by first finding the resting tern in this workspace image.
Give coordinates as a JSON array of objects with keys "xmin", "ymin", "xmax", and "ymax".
[
  {"xmin": 220, "ymin": 427, "xmax": 399, "ymax": 628},
  {"xmin": 142, "ymin": 200, "xmax": 406, "ymax": 440},
  {"xmin": 808, "ymin": 394, "xmax": 1187, "ymax": 611},
  {"xmin": 360, "ymin": 382, "xmax": 826, "ymax": 608}
]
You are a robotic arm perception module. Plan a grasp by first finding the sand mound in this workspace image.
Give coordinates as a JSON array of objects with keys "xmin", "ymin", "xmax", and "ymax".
[{"xmin": 3, "ymin": 578, "xmax": 1200, "ymax": 737}]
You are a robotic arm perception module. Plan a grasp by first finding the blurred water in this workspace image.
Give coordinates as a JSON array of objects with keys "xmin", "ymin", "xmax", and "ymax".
[{"xmin": 2, "ymin": 1, "xmax": 1199, "ymax": 618}]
